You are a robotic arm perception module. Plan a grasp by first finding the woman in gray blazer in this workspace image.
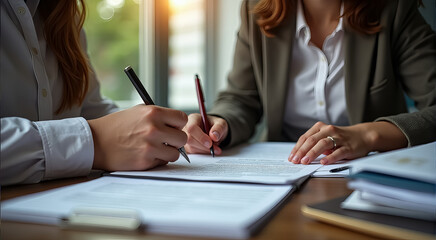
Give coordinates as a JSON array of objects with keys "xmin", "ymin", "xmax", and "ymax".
[{"xmin": 183, "ymin": 0, "xmax": 436, "ymax": 165}]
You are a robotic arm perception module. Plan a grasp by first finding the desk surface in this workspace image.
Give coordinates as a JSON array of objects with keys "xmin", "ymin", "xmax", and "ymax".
[{"xmin": 1, "ymin": 176, "xmax": 380, "ymax": 240}]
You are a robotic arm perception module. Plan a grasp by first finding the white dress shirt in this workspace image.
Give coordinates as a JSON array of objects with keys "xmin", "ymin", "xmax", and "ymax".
[
  {"xmin": 0, "ymin": 0, "xmax": 118, "ymax": 185},
  {"xmin": 282, "ymin": 0, "xmax": 349, "ymax": 141}
]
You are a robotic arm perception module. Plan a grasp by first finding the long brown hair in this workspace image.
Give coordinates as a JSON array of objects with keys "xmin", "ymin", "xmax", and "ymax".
[
  {"xmin": 252, "ymin": 0, "xmax": 390, "ymax": 37},
  {"xmin": 39, "ymin": 0, "xmax": 90, "ymax": 114}
]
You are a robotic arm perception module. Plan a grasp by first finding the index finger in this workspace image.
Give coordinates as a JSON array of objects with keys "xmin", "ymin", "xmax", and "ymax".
[{"xmin": 290, "ymin": 122, "xmax": 324, "ymax": 158}]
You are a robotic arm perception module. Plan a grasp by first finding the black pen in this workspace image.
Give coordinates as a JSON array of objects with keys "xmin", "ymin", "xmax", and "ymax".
[
  {"xmin": 329, "ymin": 166, "xmax": 350, "ymax": 173},
  {"xmin": 124, "ymin": 66, "xmax": 190, "ymax": 163}
]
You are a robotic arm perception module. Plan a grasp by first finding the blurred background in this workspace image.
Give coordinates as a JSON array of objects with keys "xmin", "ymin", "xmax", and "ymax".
[
  {"xmin": 84, "ymin": 0, "xmax": 241, "ymax": 112},
  {"xmin": 84, "ymin": 0, "xmax": 435, "ymax": 113}
]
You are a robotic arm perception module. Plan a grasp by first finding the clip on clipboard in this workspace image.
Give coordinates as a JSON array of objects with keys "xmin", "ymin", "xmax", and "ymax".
[{"xmin": 62, "ymin": 207, "xmax": 143, "ymax": 232}]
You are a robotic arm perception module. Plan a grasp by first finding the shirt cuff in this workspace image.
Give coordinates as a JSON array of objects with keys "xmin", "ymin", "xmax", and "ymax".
[{"xmin": 35, "ymin": 117, "xmax": 94, "ymax": 180}]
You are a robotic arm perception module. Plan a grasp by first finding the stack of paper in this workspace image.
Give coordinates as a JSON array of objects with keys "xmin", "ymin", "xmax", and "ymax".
[
  {"xmin": 2, "ymin": 142, "xmax": 321, "ymax": 239},
  {"xmin": 2, "ymin": 177, "xmax": 293, "ymax": 239},
  {"xmin": 341, "ymin": 142, "xmax": 436, "ymax": 221}
]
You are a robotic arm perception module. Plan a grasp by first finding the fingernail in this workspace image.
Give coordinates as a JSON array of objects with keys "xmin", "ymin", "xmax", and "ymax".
[
  {"xmin": 212, "ymin": 131, "xmax": 220, "ymax": 141},
  {"xmin": 320, "ymin": 159, "xmax": 327, "ymax": 165},
  {"xmin": 292, "ymin": 155, "xmax": 299, "ymax": 163},
  {"xmin": 288, "ymin": 153, "xmax": 294, "ymax": 161},
  {"xmin": 301, "ymin": 156, "xmax": 309, "ymax": 164},
  {"xmin": 204, "ymin": 141, "xmax": 210, "ymax": 148}
]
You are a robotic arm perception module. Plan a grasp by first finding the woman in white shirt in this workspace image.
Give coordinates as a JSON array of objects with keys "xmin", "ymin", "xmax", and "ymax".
[
  {"xmin": 182, "ymin": 0, "xmax": 436, "ymax": 164},
  {"xmin": 0, "ymin": 0, "xmax": 188, "ymax": 185}
]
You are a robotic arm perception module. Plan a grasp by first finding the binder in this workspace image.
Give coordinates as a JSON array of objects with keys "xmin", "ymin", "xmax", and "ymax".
[{"xmin": 302, "ymin": 196, "xmax": 436, "ymax": 240}]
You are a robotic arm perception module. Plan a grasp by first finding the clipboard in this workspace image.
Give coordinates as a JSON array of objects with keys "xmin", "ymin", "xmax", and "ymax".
[{"xmin": 302, "ymin": 196, "xmax": 436, "ymax": 240}]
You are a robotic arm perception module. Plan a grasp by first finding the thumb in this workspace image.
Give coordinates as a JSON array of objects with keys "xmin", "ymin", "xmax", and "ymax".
[{"xmin": 209, "ymin": 117, "xmax": 228, "ymax": 142}]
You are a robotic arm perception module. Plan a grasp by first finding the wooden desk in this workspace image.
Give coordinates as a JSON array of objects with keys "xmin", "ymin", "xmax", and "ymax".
[{"xmin": 1, "ymin": 176, "xmax": 378, "ymax": 240}]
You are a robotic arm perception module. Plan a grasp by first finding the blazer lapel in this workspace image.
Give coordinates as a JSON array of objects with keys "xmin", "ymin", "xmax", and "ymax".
[
  {"xmin": 344, "ymin": 24, "xmax": 377, "ymax": 124},
  {"xmin": 264, "ymin": 7, "xmax": 296, "ymax": 140}
]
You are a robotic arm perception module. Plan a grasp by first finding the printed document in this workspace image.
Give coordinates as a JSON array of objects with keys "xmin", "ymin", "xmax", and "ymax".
[{"xmin": 111, "ymin": 142, "xmax": 321, "ymax": 184}]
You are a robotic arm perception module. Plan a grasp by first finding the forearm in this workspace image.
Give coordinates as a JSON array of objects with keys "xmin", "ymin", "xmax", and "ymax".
[
  {"xmin": 0, "ymin": 117, "xmax": 93, "ymax": 186},
  {"xmin": 375, "ymin": 106, "xmax": 436, "ymax": 147},
  {"xmin": 1, "ymin": 118, "xmax": 45, "ymax": 185},
  {"xmin": 363, "ymin": 121, "xmax": 408, "ymax": 152}
]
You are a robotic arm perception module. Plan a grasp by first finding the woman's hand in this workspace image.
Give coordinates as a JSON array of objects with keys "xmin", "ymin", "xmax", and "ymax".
[
  {"xmin": 289, "ymin": 121, "xmax": 408, "ymax": 165},
  {"xmin": 183, "ymin": 113, "xmax": 229, "ymax": 155},
  {"xmin": 88, "ymin": 105, "xmax": 188, "ymax": 171}
]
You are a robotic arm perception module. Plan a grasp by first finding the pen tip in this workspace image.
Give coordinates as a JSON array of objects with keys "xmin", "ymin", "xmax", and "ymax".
[
  {"xmin": 179, "ymin": 147, "xmax": 190, "ymax": 163},
  {"xmin": 210, "ymin": 148, "xmax": 215, "ymax": 158},
  {"xmin": 184, "ymin": 153, "xmax": 190, "ymax": 163}
]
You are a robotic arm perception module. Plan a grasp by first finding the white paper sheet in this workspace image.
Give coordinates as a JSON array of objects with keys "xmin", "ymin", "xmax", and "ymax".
[
  {"xmin": 348, "ymin": 179, "xmax": 436, "ymax": 210},
  {"xmin": 2, "ymin": 177, "xmax": 294, "ymax": 239},
  {"xmin": 111, "ymin": 142, "xmax": 321, "ymax": 184},
  {"xmin": 341, "ymin": 191, "xmax": 436, "ymax": 221},
  {"xmin": 349, "ymin": 142, "xmax": 436, "ymax": 183}
]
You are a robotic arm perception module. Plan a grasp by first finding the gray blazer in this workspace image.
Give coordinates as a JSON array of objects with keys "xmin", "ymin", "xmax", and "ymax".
[{"xmin": 210, "ymin": 0, "xmax": 436, "ymax": 147}]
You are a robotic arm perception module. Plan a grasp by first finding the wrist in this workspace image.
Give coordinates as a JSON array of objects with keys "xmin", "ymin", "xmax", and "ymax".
[
  {"xmin": 361, "ymin": 122, "xmax": 381, "ymax": 151},
  {"xmin": 362, "ymin": 121, "xmax": 408, "ymax": 152},
  {"xmin": 87, "ymin": 119, "xmax": 104, "ymax": 170}
]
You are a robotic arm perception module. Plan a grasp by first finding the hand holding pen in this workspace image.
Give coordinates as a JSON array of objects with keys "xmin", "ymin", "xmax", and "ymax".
[
  {"xmin": 124, "ymin": 66, "xmax": 190, "ymax": 163},
  {"xmin": 181, "ymin": 75, "xmax": 230, "ymax": 156}
]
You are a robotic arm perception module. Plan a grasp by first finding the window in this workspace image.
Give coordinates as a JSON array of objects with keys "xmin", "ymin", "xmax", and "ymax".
[
  {"xmin": 84, "ymin": 0, "xmax": 141, "ymax": 109},
  {"xmin": 84, "ymin": 0, "xmax": 241, "ymax": 112},
  {"xmin": 85, "ymin": 0, "xmax": 207, "ymax": 111},
  {"xmin": 168, "ymin": 0, "xmax": 206, "ymax": 110}
]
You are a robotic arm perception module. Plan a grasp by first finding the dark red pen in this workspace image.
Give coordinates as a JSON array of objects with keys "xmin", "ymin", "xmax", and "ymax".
[{"xmin": 195, "ymin": 74, "xmax": 215, "ymax": 157}]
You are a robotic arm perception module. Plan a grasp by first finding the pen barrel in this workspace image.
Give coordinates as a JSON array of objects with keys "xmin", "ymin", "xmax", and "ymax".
[
  {"xmin": 200, "ymin": 105, "xmax": 211, "ymax": 133},
  {"xmin": 195, "ymin": 76, "xmax": 211, "ymax": 134},
  {"xmin": 124, "ymin": 66, "xmax": 155, "ymax": 105}
]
